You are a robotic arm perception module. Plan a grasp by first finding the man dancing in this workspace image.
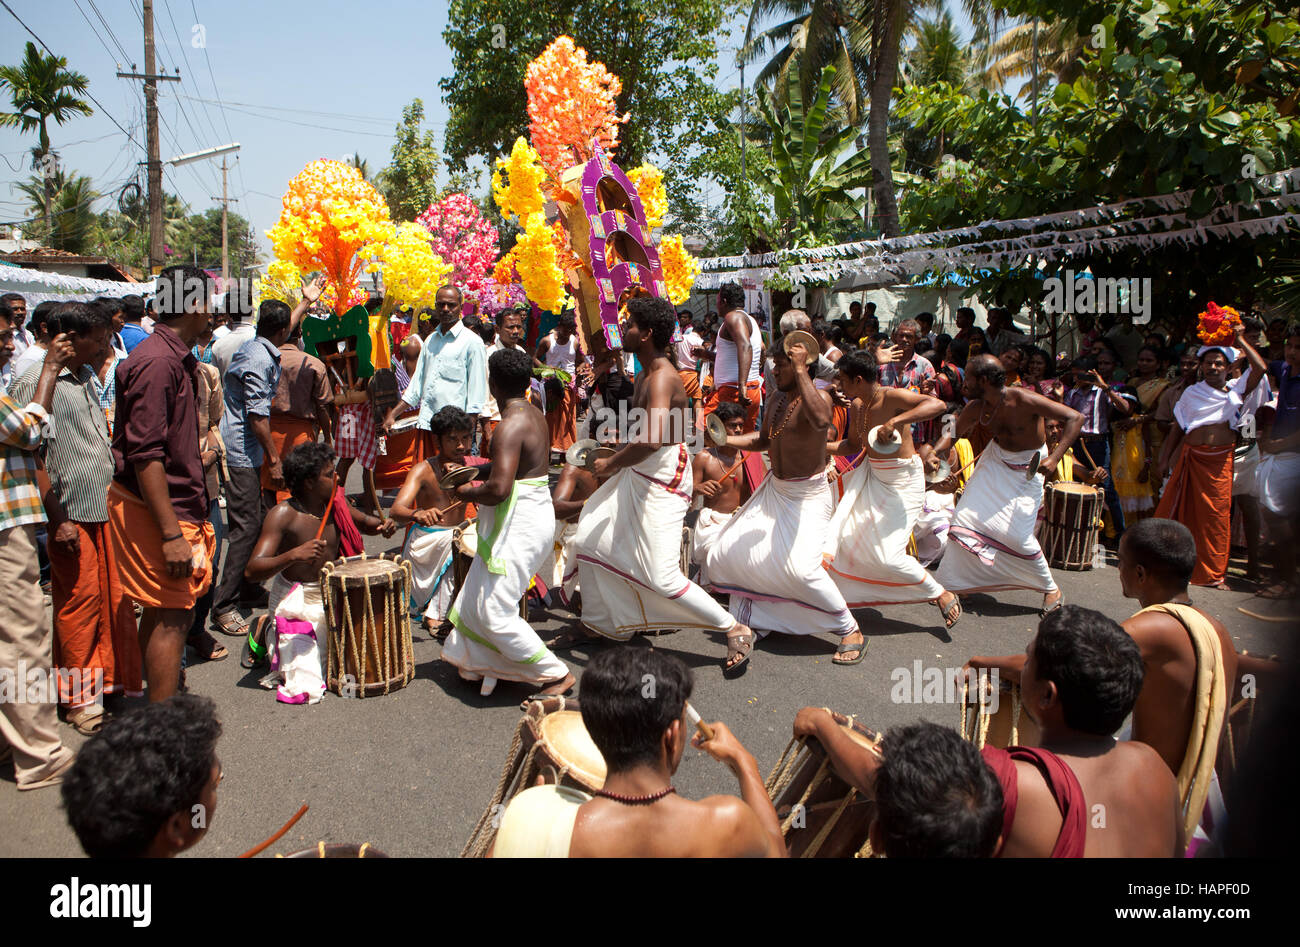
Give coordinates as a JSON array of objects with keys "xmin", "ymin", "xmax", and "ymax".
[
  {"xmin": 573, "ymin": 297, "xmax": 755, "ymax": 673},
  {"xmin": 823, "ymin": 349, "xmax": 958, "ymax": 628},
  {"xmin": 704, "ymin": 342, "xmax": 863, "ymax": 664},
  {"xmin": 934, "ymin": 354, "xmax": 1084, "ymax": 616},
  {"xmin": 441, "ymin": 348, "xmax": 573, "ymax": 696}
]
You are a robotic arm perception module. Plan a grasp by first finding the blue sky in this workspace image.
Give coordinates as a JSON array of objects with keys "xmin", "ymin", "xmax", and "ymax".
[{"xmin": 2, "ymin": 1, "xmax": 980, "ymax": 262}]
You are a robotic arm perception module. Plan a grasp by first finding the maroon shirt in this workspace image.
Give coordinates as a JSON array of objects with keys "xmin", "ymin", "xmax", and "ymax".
[{"xmin": 112, "ymin": 322, "xmax": 209, "ymax": 523}]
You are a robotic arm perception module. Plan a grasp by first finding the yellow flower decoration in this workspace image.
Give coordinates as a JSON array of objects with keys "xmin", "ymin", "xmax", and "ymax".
[
  {"xmin": 256, "ymin": 259, "xmax": 304, "ymax": 305},
  {"xmin": 492, "ymin": 137, "xmax": 548, "ymax": 228},
  {"xmin": 266, "ymin": 159, "xmax": 394, "ymax": 314},
  {"xmin": 627, "ymin": 164, "xmax": 667, "ymax": 231},
  {"xmin": 658, "ymin": 235, "xmax": 699, "ymax": 306},
  {"xmin": 514, "ymin": 216, "xmax": 569, "ymax": 313},
  {"xmin": 376, "ymin": 222, "xmax": 453, "ymax": 314}
]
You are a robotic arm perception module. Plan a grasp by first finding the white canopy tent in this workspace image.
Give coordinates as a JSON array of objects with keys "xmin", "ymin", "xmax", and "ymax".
[{"xmin": 0, "ymin": 264, "xmax": 154, "ymax": 306}]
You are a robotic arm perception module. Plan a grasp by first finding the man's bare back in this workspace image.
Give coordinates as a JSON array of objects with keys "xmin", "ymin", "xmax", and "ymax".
[
  {"xmin": 1122, "ymin": 605, "xmax": 1238, "ymax": 776},
  {"xmin": 569, "ymin": 792, "xmax": 770, "ymax": 857}
]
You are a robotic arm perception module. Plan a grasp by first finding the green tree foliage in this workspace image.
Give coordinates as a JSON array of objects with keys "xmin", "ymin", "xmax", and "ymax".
[
  {"xmin": 439, "ymin": 0, "xmax": 740, "ymax": 219},
  {"xmin": 379, "ymin": 99, "xmax": 441, "ymax": 222},
  {"xmin": 172, "ymin": 208, "xmax": 261, "ymax": 273},
  {"xmin": 895, "ymin": 0, "xmax": 1300, "ymax": 312},
  {"xmin": 15, "ymin": 168, "xmax": 97, "ymax": 254},
  {"xmin": 752, "ymin": 64, "xmax": 874, "ymax": 247}
]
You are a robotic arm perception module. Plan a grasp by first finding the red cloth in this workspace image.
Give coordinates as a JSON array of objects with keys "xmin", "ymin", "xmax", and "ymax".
[
  {"xmin": 547, "ymin": 384, "xmax": 578, "ymax": 452},
  {"xmin": 1153, "ymin": 442, "xmax": 1233, "ymax": 585},
  {"xmin": 982, "ymin": 745, "xmax": 1088, "ymax": 858},
  {"xmin": 332, "ymin": 488, "xmax": 365, "ymax": 558}
]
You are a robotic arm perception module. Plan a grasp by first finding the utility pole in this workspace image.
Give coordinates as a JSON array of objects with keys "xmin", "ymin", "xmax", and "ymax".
[
  {"xmin": 118, "ymin": 1, "xmax": 179, "ymax": 275},
  {"xmin": 212, "ymin": 156, "xmax": 233, "ymax": 287}
]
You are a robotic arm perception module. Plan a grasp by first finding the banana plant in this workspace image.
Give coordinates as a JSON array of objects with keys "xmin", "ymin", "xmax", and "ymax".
[{"xmin": 752, "ymin": 63, "xmax": 874, "ymax": 247}]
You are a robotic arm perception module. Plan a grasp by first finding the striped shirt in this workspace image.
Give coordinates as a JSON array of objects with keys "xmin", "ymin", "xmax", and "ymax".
[
  {"xmin": 96, "ymin": 353, "xmax": 119, "ymax": 436},
  {"xmin": 0, "ymin": 393, "xmax": 51, "ymax": 532},
  {"xmin": 11, "ymin": 361, "xmax": 115, "ymax": 523}
]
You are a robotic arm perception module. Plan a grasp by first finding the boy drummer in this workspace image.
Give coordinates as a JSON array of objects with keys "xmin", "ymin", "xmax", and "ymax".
[{"xmin": 390, "ymin": 407, "xmax": 478, "ymax": 633}]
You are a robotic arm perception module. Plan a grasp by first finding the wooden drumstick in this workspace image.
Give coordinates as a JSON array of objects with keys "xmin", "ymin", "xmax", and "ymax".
[
  {"xmin": 239, "ymin": 804, "xmax": 309, "ymax": 858},
  {"xmin": 1074, "ymin": 437, "xmax": 1099, "ymax": 469},
  {"xmin": 684, "ymin": 702, "xmax": 714, "ymax": 741},
  {"xmin": 718, "ymin": 451, "xmax": 747, "ymax": 483},
  {"xmin": 315, "ymin": 476, "xmax": 338, "ymax": 540}
]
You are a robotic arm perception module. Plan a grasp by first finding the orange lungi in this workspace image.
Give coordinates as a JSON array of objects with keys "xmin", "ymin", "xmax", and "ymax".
[
  {"xmin": 679, "ymin": 369, "xmax": 702, "ymax": 402},
  {"xmin": 106, "ymin": 483, "xmax": 216, "ymax": 611},
  {"xmin": 374, "ymin": 416, "xmax": 430, "ymax": 490},
  {"xmin": 49, "ymin": 520, "xmax": 142, "ymax": 709},
  {"xmin": 548, "ymin": 385, "xmax": 578, "ymax": 452},
  {"xmin": 1154, "ymin": 443, "xmax": 1233, "ymax": 586},
  {"xmin": 261, "ymin": 416, "xmax": 317, "ymax": 502},
  {"xmin": 700, "ymin": 380, "xmax": 762, "ymax": 433}
]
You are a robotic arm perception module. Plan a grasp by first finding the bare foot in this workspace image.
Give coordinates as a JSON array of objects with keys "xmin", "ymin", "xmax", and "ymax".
[{"xmin": 535, "ymin": 672, "xmax": 576, "ymax": 696}]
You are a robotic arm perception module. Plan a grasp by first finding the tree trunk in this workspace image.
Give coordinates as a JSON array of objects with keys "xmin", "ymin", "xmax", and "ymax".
[
  {"xmin": 868, "ymin": 2, "xmax": 903, "ymax": 238},
  {"xmin": 40, "ymin": 123, "xmax": 51, "ymax": 238}
]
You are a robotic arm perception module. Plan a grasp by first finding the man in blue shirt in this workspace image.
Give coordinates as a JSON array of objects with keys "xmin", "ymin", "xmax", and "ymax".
[
  {"xmin": 117, "ymin": 295, "xmax": 150, "ymax": 354},
  {"xmin": 380, "ymin": 285, "xmax": 486, "ymax": 450},
  {"xmin": 1257, "ymin": 326, "xmax": 1300, "ymax": 599},
  {"xmin": 210, "ymin": 300, "xmax": 300, "ymax": 637}
]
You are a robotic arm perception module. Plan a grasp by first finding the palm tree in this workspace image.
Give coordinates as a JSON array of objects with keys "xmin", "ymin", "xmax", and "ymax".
[
  {"xmin": 346, "ymin": 152, "xmax": 372, "ymax": 182},
  {"xmin": 979, "ymin": 17, "xmax": 1088, "ymax": 104},
  {"xmin": 0, "ymin": 41, "xmax": 93, "ymax": 236},
  {"xmin": 17, "ymin": 169, "xmax": 98, "ymax": 254}
]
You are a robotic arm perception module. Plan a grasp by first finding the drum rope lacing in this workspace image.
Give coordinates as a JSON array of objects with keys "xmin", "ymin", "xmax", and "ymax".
[
  {"xmin": 959, "ymin": 678, "xmax": 1021, "ymax": 749},
  {"xmin": 764, "ymin": 711, "xmax": 879, "ymax": 858},
  {"xmin": 320, "ymin": 555, "xmax": 415, "ymax": 698}
]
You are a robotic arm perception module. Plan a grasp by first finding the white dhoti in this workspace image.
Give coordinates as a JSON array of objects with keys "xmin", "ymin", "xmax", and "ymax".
[
  {"xmin": 442, "ymin": 478, "xmax": 569, "ymax": 687},
  {"xmin": 690, "ymin": 507, "xmax": 733, "ymax": 587},
  {"xmin": 538, "ymin": 519, "xmax": 581, "ymax": 606},
  {"xmin": 1257, "ymin": 450, "xmax": 1300, "ymax": 516},
  {"xmin": 824, "ymin": 455, "xmax": 947, "ymax": 606},
  {"xmin": 706, "ymin": 472, "xmax": 857, "ymax": 638},
  {"xmin": 1232, "ymin": 442, "xmax": 1261, "ymax": 497},
  {"xmin": 914, "ymin": 489, "xmax": 955, "ymax": 567},
  {"xmin": 402, "ymin": 523, "xmax": 457, "ymax": 623},
  {"xmin": 573, "ymin": 443, "xmax": 734, "ymax": 640},
  {"xmin": 935, "ymin": 441, "xmax": 1058, "ymax": 594},
  {"xmin": 268, "ymin": 573, "xmax": 326, "ymax": 705}
]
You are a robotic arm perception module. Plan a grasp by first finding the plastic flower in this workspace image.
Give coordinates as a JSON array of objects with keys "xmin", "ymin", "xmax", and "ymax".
[
  {"xmin": 514, "ymin": 216, "xmax": 569, "ymax": 313},
  {"xmin": 256, "ymin": 259, "xmax": 305, "ymax": 305},
  {"xmin": 375, "ymin": 222, "xmax": 453, "ymax": 314},
  {"xmin": 658, "ymin": 234, "xmax": 699, "ymax": 306},
  {"xmin": 525, "ymin": 36, "xmax": 628, "ymax": 178},
  {"xmin": 1197, "ymin": 301, "xmax": 1242, "ymax": 346},
  {"xmin": 491, "ymin": 138, "xmax": 548, "ymax": 227},
  {"xmin": 416, "ymin": 193, "xmax": 500, "ymax": 298},
  {"xmin": 626, "ymin": 164, "xmax": 667, "ymax": 231},
  {"xmin": 266, "ymin": 159, "xmax": 394, "ymax": 315},
  {"xmin": 493, "ymin": 250, "xmax": 519, "ymax": 286},
  {"xmin": 475, "ymin": 277, "xmax": 528, "ymax": 318}
]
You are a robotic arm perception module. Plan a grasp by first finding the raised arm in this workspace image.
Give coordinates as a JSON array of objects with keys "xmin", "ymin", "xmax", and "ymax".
[
  {"xmin": 1023, "ymin": 389, "xmax": 1084, "ymax": 473},
  {"xmin": 1234, "ymin": 325, "xmax": 1268, "ymax": 395},
  {"xmin": 245, "ymin": 506, "xmax": 326, "ymax": 582}
]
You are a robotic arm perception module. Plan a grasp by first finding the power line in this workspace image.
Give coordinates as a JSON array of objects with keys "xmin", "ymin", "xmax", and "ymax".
[
  {"xmin": 0, "ymin": 0, "xmax": 146, "ymax": 152},
  {"xmin": 178, "ymin": 95, "xmax": 398, "ymax": 126},
  {"xmin": 213, "ymin": 103, "xmax": 400, "ymax": 138}
]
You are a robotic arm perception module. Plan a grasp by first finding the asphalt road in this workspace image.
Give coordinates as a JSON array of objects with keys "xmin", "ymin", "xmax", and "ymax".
[{"xmin": 2, "ymin": 464, "xmax": 1294, "ymax": 858}]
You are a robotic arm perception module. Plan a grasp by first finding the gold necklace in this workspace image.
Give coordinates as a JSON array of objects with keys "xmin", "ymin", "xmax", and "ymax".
[
  {"xmin": 858, "ymin": 388, "xmax": 885, "ymax": 441},
  {"xmin": 978, "ymin": 389, "xmax": 1005, "ymax": 427},
  {"xmin": 770, "ymin": 395, "xmax": 803, "ymax": 440}
]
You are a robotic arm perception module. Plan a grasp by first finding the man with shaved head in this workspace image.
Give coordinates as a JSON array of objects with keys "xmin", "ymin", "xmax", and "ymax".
[{"xmin": 932, "ymin": 354, "xmax": 1084, "ymax": 616}]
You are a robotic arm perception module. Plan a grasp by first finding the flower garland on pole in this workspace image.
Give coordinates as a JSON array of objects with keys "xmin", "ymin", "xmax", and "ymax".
[
  {"xmin": 525, "ymin": 36, "xmax": 628, "ymax": 180},
  {"xmin": 266, "ymin": 159, "xmax": 393, "ymax": 316}
]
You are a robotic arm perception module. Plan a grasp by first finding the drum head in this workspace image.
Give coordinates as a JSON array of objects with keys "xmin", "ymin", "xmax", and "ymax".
[
  {"xmin": 925, "ymin": 457, "xmax": 952, "ymax": 484},
  {"xmin": 537, "ymin": 710, "xmax": 607, "ymax": 790},
  {"xmin": 1049, "ymin": 481, "xmax": 1098, "ymax": 495},
  {"xmin": 566, "ymin": 438, "xmax": 599, "ymax": 468},
  {"xmin": 438, "ymin": 465, "xmax": 479, "ymax": 489},
  {"xmin": 867, "ymin": 424, "xmax": 902, "ymax": 455},
  {"xmin": 705, "ymin": 411, "xmax": 728, "ymax": 447},
  {"xmin": 783, "ymin": 330, "xmax": 820, "ymax": 366},
  {"xmin": 389, "ymin": 414, "xmax": 420, "ymax": 434}
]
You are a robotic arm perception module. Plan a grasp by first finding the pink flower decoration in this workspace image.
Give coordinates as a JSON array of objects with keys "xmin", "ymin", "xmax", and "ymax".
[{"xmin": 416, "ymin": 193, "xmax": 500, "ymax": 297}]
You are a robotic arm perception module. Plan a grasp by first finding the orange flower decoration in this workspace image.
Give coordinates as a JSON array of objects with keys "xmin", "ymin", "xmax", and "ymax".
[
  {"xmin": 1197, "ymin": 301, "xmax": 1242, "ymax": 346},
  {"xmin": 525, "ymin": 36, "xmax": 629, "ymax": 178}
]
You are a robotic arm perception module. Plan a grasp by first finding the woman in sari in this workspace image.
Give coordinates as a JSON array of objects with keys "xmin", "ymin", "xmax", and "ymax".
[{"xmin": 1111, "ymin": 345, "xmax": 1170, "ymax": 518}]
